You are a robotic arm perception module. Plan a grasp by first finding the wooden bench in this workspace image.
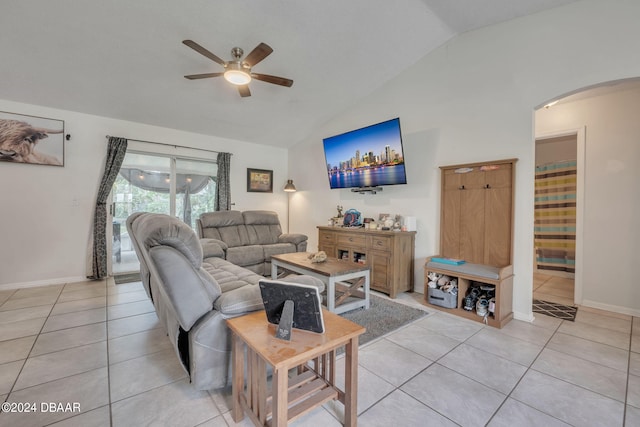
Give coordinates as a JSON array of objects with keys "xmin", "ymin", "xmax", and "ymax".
[{"xmin": 424, "ymin": 256, "xmax": 513, "ymax": 328}]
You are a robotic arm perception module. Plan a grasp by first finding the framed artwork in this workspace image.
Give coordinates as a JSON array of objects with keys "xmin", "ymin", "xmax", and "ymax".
[
  {"xmin": 0, "ymin": 111, "xmax": 65, "ymax": 167},
  {"xmin": 247, "ymin": 168, "xmax": 273, "ymax": 193}
]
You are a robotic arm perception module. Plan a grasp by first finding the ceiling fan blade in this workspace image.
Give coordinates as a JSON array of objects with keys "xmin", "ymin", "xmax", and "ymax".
[
  {"xmin": 251, "ymin": 73, "xmax": 294, "ymax": 87},
  {"xmin": 182, "ymin": 40, "xmax": 226, "ymax": 66},
  {"xmin": 243, "ymin": 43, "xmax": 273, "ymax": 67},
  {"xmin": 184, "ymin": 72, "xmax": 223, "ymax": 80},
  {"xmin": 238, "ymin": 85, "xmax": 251, "ymax": 97}
]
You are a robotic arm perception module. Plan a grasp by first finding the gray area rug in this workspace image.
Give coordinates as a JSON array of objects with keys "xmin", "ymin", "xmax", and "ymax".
[{"xmin": 340, "ymin": 294, "xmax": 428, "ymax": 347}]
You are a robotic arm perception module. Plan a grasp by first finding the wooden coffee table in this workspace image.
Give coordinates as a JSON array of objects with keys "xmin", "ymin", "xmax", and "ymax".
[
  {"xmin": 271, "ymin": 252, "xmax": 370, "ymax": 314},
  {"xmin": 227, "ymin": 309, "xmax": 365, "ymax": 427}
]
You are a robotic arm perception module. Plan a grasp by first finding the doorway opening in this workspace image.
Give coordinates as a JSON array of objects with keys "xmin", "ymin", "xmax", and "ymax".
[{"xmin": 533, "ymin": 134, "xmax": 577, "ymax": 307}]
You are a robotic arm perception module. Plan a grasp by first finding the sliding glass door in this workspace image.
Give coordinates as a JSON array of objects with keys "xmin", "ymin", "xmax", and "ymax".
[
  {"xmin": 175, "ymin": 158, "xmax": 217, "ymax": 229},
  {"xmin": 110, "ymin": 152, "xmax": 217, "ymax": 275}
]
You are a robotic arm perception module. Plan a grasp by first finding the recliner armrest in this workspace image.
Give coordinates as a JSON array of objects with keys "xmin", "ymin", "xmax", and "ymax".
[
  {"xmin": 200, "ymin": 238, "xmax": 228, "ymax": 259},
  {"xmin": 278, "ymin": 233, "xmax": 308, "ymax": 245},
  {"xmin": 213, "ymin": 285, "xmax": 263, "ymax": 316},
  {"xmin": 149, "ymin": 246, "xmax": 221, "ymax": 331}
]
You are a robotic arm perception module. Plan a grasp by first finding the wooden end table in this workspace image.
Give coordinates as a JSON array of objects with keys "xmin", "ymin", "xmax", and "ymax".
[
  {"xmin": 227, "ymin": 309, "xmax": 365, "ymax": 427},
  {"xmin": 271, "ymin": 252, "xmax": 370, "ymax": 314}
]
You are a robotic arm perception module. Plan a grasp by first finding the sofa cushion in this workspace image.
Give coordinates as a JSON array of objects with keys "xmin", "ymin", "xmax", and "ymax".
[
  {"xmin": 218, "ymin": 225, "xmax": 249, "ymax": 248},
  {"xmin": 203, "ymin": 257, "xmax": 262, "ymax": 292},
  {"xmin": 226, "ymin": 245, "xmax": 264, "ymax": 267},
  {"xmin": 243, "ymin": 210, "xmax": 282, "ymax": 245},
  {"xmin": 199, "ymin": 211, "xmax": 250, "ymax": 247},
  {"xmin": 263, "ymin": 243, "xmax": 297, "ymax": 259}
]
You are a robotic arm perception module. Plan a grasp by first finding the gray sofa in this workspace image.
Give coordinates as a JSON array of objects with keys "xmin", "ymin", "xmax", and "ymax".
[
  {"xmin": 196, "ymin": 210, "xmax": 308, "ymax": 276},
  {"xmin": 127, "ymin": 212, "xmax": 323, "ymax": 390}
]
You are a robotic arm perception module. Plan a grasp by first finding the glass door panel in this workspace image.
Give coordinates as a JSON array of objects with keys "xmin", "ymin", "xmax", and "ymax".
[
  {"xmin": 110, "ymin": 153, "xmax": 218, "ymax": 275},
  {"xmin": 112, "ymin": 153, "xmax": 171, "ymax": 274},
  {"xmin": 175, "ymin": 158, "xmax": 217, "ymax": 229}
]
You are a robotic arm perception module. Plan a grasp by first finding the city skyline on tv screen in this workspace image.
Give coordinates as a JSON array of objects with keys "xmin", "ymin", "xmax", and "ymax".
[{"xmin": 323, "ymin": 118, "xmax": 407, "ymax": 189}]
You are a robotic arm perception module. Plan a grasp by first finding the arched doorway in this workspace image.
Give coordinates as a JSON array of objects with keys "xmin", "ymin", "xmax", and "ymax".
[{"xmin": 533, "ymin": 78, "xmax": 640, "ymax": 317}]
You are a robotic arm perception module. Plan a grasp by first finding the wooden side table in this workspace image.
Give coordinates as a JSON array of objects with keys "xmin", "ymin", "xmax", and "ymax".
[{"xmin": 227, "ymin": 309, "xmax": 365, "ymax": 426}]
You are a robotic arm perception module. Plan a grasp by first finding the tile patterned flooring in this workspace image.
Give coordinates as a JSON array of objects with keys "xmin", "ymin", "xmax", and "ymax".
[{"xmin": 0, "ymin": 279, "xmax": 638, "ymax": 426}]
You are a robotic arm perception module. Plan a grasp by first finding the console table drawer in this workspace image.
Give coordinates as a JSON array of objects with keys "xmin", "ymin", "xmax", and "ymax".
[
  {"xmin": 370, "ymin": 236, "xmax": 391, "ymax": 251},
  {"xmin": 338, "ymin": 234, "xmax": 366, "ymax": 247},
  {"xmin": 319, "ymin": 231, "xmax": 337, "ymax": 244}
]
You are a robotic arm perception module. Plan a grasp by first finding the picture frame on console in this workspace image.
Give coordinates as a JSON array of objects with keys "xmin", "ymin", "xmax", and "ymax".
[
  {"xmin": 0, "ymin": 111, "xmax": 65, "ymax": 167},
  {"xmin": 246, "ymin": 168, "xmax": 273, "ymax": 193}
]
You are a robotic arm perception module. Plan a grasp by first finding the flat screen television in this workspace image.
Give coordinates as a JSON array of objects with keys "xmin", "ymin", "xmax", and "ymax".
[{"xmin": 322, "ymin": 117, "xmax": 407, "ymax": 190}]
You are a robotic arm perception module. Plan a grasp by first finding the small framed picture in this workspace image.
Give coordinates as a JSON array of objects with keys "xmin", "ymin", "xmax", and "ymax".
[
  {"xmin": 247, "ymin": 168, "xmax": 273, "ymax": 193},
  {"xmin": 0, "ymin": 111, "xmax": 65, "ymax": 167}
]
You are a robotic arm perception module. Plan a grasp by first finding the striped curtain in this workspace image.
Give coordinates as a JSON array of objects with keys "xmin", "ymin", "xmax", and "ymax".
[{"xmin": 534, "ymin": 160, "xmax": 576, "ymax": 273}]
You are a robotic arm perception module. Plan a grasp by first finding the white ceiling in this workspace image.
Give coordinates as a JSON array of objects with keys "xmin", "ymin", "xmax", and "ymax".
[{"xmin": 0, "ymin": 0, "xmax": 580, "ymax": 148}]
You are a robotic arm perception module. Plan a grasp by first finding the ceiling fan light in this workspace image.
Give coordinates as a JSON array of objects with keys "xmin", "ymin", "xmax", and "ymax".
[{"xmin": 224, "ymin": 68, "xmax": 251, "ymax": 85}]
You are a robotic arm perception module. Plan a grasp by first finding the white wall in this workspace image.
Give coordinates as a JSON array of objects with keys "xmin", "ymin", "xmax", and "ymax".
[
  {"xmin": 289, "ymin": 0, "xmax": 640, "ymax": 319},
  {"xmin": 536, "ymin": 87, "xmax": 640, "ymax": 315},
  {"xmin": 0, "ymin": 99, "xmax": 288, "ymax": 288}
]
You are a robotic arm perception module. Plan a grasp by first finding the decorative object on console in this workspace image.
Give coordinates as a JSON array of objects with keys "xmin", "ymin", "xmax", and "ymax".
[
  {"xmin": 246, "ymin": 168, "xmax": 273, "ymax": 193},
  {"xmin": 343, "ymin": 209, "xmax": 362, "ymax": 227},
  {"xmin": 0, "ymin": 111, "xmax": 64, "ymax": 166},
  {"xmin": 402, "ymin": 216, "xmax": 417, "ymax": 232}
]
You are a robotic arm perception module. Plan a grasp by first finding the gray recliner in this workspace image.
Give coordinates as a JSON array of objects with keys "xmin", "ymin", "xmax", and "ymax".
[
  {"xmin": 196, "ymin": 210, "xmax": 308, "ymax": 275},
  {"xmin": 126, "ymin": 212, "xmax": 323, "ymax": 390}
]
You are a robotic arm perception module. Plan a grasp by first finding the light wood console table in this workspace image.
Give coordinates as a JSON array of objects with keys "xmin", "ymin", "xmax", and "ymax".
[{"xmin": 317, "ymin": 226, "xmax": 415, "ymax": 298}]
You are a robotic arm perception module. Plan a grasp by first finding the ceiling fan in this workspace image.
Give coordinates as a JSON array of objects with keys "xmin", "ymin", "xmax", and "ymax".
[{"xmin": 182, "ymin": 40, "xmax": 293, "ymax": 97}]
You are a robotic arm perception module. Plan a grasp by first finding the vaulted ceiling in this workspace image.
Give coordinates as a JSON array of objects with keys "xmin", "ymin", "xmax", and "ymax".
[{"xmin": 0, "ymin": 0, "xmax": 581, "ymax": 148}]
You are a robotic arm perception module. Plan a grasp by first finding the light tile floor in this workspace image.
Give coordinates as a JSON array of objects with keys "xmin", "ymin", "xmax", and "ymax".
[{"xmin": 0, "ymin": 279, "xmax": 638, "ymax": 426}]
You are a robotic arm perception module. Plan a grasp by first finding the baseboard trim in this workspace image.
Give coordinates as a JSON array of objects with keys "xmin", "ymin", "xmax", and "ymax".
[
  {"xmin": 581, "ymin": 299, "xmax": 640, "ymax": 318},
  {"xmin": 0, "ymin": 276, "xmax": 92, "ymax": 291}
]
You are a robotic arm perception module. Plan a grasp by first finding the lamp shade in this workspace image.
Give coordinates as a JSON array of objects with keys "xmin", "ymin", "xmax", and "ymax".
[{"xmin": 284, "ymin": 179, "xmax": 296, "ymax": 192}]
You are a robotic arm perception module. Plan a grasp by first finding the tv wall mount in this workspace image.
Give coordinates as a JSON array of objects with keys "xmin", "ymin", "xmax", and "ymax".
[{"xmin": 350, "ymin": 186, "xmax": 383, "ymax": 194}]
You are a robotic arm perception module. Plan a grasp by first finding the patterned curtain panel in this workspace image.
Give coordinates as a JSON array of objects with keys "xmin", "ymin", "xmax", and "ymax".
[
  {"xmin": 534, "ymin": 160, "xmax": 577, "ymax": 273},
  {"xmin": 215, "ymin": 152, "xmax": 231, "ymax": 211},
  {"xmin": 89, "ymin": 137, "xmax": 128, "ymax": 279}
]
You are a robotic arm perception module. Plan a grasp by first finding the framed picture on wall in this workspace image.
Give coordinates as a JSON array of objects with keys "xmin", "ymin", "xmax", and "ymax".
[
  {"xmin": 0, "ymin": 111, "xmax": 65, "ymax": 167},
  {"xmin": 247, "ymin": 168, "xmax": 273, "ymax": 193}
]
